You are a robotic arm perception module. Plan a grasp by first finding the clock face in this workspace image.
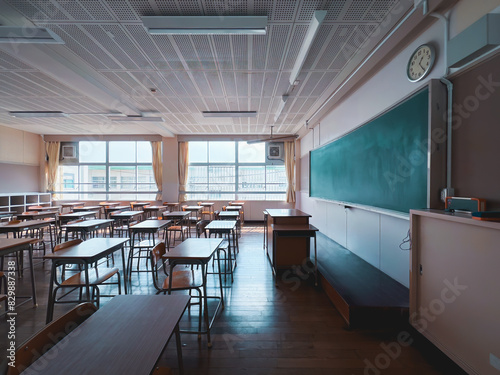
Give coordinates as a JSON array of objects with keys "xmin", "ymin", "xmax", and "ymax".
[{"xmin": 407, "ymin": 44, "xmax": 435, "ymax": 82}]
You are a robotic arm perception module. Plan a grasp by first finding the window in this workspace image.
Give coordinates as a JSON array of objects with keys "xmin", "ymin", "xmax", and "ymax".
[
  {"xmin": 56, "ymin": 141, "xmax": 156, "ymax": 200},
  {"xmin": 186, "ymin": 141, "xmax": 287, "ymax": 201}
]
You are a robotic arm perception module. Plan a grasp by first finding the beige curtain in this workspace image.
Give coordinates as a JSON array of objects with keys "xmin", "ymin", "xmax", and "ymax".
[
  {"xmin": 178, "ymin": 141, "xmax": 189, "ymax": 203},
  {"xmin": 284, "ymin": 141, "xmax": 296, "ymax": 203},
  {"xmin": 45, "ymin": 141, "xmax": 60, "ymax": 198},
  {"xmin": 151, "ymin": 141, "xmax": 163, "ymax": 201}
]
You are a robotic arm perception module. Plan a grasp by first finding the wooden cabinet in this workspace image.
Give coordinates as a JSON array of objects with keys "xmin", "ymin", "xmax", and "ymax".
[
  {"xmin": 0, "ymin": 192, "xmax": 52, "ymax": 214},
  {"xmin": 410, "ymin": 209, "xmax": 500, "ymax": 375},
  {"xmin": 266, "ymin": 209, "xmax": 312, "ymax": 273}
]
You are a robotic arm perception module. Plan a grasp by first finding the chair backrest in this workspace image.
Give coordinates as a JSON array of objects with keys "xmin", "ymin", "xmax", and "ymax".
[
  {"xmin": 196, "ymin": 220, "xmax": 210, "ymax": 238},
  {"xmin": 7, "ymin": 219, "xmax": 21, "ymax": 225},
  {"xmin": 22, "ymin": 211, "xmax": 35, "ymax": 215},
  {"xmin": 54, "ymin": 239, "xmax": 83, "ymax": 252},
  {"xmin": 28, "ymin": 205, "xmax": 43, "ymax": 210},
  {"xmin": 213, "ymin": 210, "xmax": 220, "ymax": 220},
  {"xmin": 8, "ymin": 302, "xmax": 97, "ymax": 375},
  {"xmin": 150, "ymin": 242, "xmax": 167, "ymax": 291}
]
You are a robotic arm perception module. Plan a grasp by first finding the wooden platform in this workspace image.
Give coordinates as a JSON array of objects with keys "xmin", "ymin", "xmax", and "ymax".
[{"xmin": 315, "ymin": 232, "xmax": 409, "ymax": 328}]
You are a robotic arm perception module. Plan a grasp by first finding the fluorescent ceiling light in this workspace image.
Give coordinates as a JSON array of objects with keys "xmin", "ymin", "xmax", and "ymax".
[
  {"xmin": 9, "ymin": 111, "xmax": 67, "ymax": 118},
  {"xmin": 202, "ymin": 111, "xmax": 257, "ymax": 118},
  {"xmin": 0, "ymin": 26, "xmax": 64, "ymax": 44},
  {"xmin": 142, "ymin": 16, "xmax": 267, "ymax": 35},
  {"xmin": 107, "ymin": 115, "xmax": 164, "ymax": 122},
  {"xmin": 274, "ymin": 95, "xmax": 288, "ymax": 123},
  {"xmin": 289, "ymin": 10, "xmax": 327, "ymax": 85}
]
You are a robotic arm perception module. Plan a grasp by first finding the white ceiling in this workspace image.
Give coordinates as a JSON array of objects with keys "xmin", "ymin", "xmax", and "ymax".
[{"xmin": 0, "ymin": 0, "xmax": 413, "ymax": 137}]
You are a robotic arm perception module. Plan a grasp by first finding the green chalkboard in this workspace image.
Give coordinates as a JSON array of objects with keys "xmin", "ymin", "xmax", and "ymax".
[{"xmin": 310, "ymin": 89, "xmax": 428, "ymax": 213}]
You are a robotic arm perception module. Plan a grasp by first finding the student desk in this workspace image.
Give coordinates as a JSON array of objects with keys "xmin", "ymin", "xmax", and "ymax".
[
  {"xmin": 265, "ymin": 209, "xmax": 312, "ymax": 276},
  {"xmin": 25, "ymin": 294, "xmax": 190, "ymax": 375},
  {"xmin": 0, "ymin": 237, "xmax": 39, "ymax": 307},
  {"xmin": 103, "ymin": 205, "xmax": 129, "ymax": 218},
  {"xmin": 60, "ymin": 202, "xmax": 85, "ymax": 213},
  {"xmin": 17, "ymin": 211, "xmax": 58, "ymax": 221},
  {"xmin": 163, "ymin": 238, "xmax": 223, "ymax": 348},
  {"xmin": 63, "ymin": 219, "xmax": 114, "ymax": 240},
  {"xmin": 206, "ymin": 220, "xmax": 238, "ymax": 282},
  {"xmin": 0, "ymin": 219, "xmax": 55, "ymax": 252},
  {"xmin": 72, "ymin": 205, "xmax": 102, "ymax": 213},
  {"xmin": 58, "ymin": 211, "xmax": 99, "ymax": 225},
  {"xmin": 44, "ymin": 238, "xmax": 129, "ymax": 322},
  {"xmin": 0, "ymin": 211, "xmax": 16, "ymax": 219},
  {"xmin": 27, "ymin": 205, "xmax": 61, "ymax": 212},
  {"xmin": 143, "ymin": 205, "xmax": 167, "ymax": 218}
]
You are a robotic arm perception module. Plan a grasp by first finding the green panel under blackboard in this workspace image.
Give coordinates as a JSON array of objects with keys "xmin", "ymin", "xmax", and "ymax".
[{"xmin": 310, "ymin": 89, "xmax": 428, "ymax": 213}]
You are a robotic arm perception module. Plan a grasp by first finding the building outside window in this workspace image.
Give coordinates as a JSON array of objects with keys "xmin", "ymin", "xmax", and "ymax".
[{"xmin": 186, "ymin": 141, "xmax": 287, "ymax": 201}]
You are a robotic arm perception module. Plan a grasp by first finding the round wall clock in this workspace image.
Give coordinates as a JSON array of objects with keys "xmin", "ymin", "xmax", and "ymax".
[{"xmin": 406, "ymin": 44, "xmax": 435, "ymax": 82}]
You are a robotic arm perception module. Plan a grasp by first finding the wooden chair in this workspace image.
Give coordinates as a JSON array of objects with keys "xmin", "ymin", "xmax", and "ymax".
[
  {"xmin": 7, "ymin": 302, "xmax": 97, "ymax": 375},
  {"xmin": 197, "ymin": 202, "xmax": 213, "ymax": 221},
  {"xmin": 150, "ymin": 242, "xmax": 203, "ymax": 331},
  {"xmin": 50, "ymin": 239, "xmax": 121, "ymax": 312}
]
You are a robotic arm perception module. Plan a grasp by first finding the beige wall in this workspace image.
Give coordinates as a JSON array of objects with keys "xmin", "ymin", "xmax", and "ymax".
[{"xmin": 0, "ymin": 125, "xmax": 42, "ymax": 193}]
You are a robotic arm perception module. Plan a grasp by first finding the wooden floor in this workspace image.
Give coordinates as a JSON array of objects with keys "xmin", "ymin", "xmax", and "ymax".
[{"xmin": 0, "ymin": 224, "xmax": 467, "ymax": 375}]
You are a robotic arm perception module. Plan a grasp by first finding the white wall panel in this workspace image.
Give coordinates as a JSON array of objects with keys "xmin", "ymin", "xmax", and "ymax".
[
  {"xmin": 325, "ymin": 202, "xmax": 347, "ymax": 248},
  {"xmin": 380, "ymin": 215, "xmax": 410, "ymax": 287},
  {"xmin": 346, "ymin": 208, "xmax": 380, "ymax": 268}
]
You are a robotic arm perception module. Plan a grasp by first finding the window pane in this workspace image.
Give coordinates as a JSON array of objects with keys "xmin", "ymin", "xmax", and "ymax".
[
  {"xmin": 81, "ymin": 193, "xmax": 106, "ymax": 200},
  {"xmin": 239, "ymin": 166, "xmax": 265, "ymax": 191},
  {"xmin": 109, "ymin": 166, "xmax": 136, "ymax": 191},
  {"xmin": 238, "ymin": 142, "xmax": 265, "ymax": 163},
  {"xmin": 209, "ymin": 166, "xmax": 235, "ymax": 183},
  {"xmin": 266, "ymin": 193, "xmax": 286, "ymax": 201},
  {"xmin": 137, "ymin": 142, "xmax": 152, "ymax": 163},
  {"xmin": 266, "ymin": 165, "xmax": 286, "ymax": 184},
  {"xmin": 59, "ymin": 166, "xmax": 79, "ymax": 191},
  {"xmin": 209, "ymin": 141, "xmax": 235, "ymax": 163},
  {"xmin": 189, "ymin": 142, "xmax": 207, "ymax": 163},
  {"xmin": 110, "ymin": 141, "xmax": 136, "ymax": 163},
  {"xmin": 138, "ymin": 165, "xmax": 154, "ymax": 183},
  {"xmin": 79, "ymin": 142, "xmax": 106, "ymax": 163},
  {"xmin": 80, "ymin": 166, "xmax": 106, "ymax": 190}
]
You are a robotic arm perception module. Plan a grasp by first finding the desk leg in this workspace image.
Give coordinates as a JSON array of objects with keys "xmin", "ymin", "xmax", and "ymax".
[
  {"xmin": 46, "ymin": 263, "xmax": 57, "ymax": 323},
  {"xmin": 216, "ymin": 254, "xmax": 224, "ymax": 308},
  {"xmin": 28, "ymin": 245, "xmax": 37, "ymax": 307},
  {"xmin": 201, "ymin": 264, "xmax": 211, "ymax": 347},
  {"xmin": 120, "ymin": 245, "xmax": 128, "ymax": 294},
  {"xmin": 84, "ymin": 264, "xmax": 91, "ymax": 304},
  {"xmin": 175, "ymin": 324, "xmax": 184, "ymax": 375}
]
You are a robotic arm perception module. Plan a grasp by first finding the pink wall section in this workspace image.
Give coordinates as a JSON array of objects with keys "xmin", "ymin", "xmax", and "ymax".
[{"xmin": 0, "ymin": 163, "xmax": 40, "ymax": 193}]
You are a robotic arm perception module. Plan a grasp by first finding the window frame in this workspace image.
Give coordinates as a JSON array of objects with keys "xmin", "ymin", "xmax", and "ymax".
[
  {"xmin": 186, "ymin": 141, "xmax": 287, "ymax": 201},
  {"xmin": 55, "ymin": 141, "xmax": 156, "ymax": 200}
]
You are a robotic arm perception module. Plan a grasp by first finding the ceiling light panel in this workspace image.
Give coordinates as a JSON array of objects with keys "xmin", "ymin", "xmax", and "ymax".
[
  {"xmin": 0, "ymin": 26, "xmax": 65, "ymax": 44},
  {"xmin": 142, "ymin": 16, "xmax": 268, "ymax": 35},
  {"xmin": 202, "ymin": 111, "xmax": 257, "ymax": 118}
]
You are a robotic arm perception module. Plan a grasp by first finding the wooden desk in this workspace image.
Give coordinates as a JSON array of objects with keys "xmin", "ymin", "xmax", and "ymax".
[
  {"xmin": 206, "ymin": 220, "xmax": 238, "ymax": 282},
  {"xmin": 25, "ymin": 295, "xmax": 190, "ymax": 375},
  {"xmin": 60, "ymin": 202, "xmax": 84, "ymax": 213},
  {"xmin": 0, "ymin": 219, "xmax": 55, "ymax": 251},
  {"xmin": 58, "ymin": 211, "xmax": 99, "ymax": 225},
  {"xmin": 44, "ymin": 238, "xmax": 129, "ymax": 322},
  {"xmin": 0, "ymin": 238, "xmax": 39, "ymax": 307},
  {"xmin": 63, "ymin": 219, "xmax": 114, "ymax": 240},
  {"xmin": 104, "ymin": 205, "xmax": 129, "ymax": 218},
  {"xmin": 130, "ymin": 202, "xmax": 150, "ymax": 210},
  {"xmin": 128, "ymin": 219, "xmax": 171, "ymax": 278},
  {"xmin": 110, "ymin": 210, "xmax": 144, "ymax": 229},
  {"xmin": 143, "ymin": 205, "xmax": 167, "ymax": 218},
  {"xmin": 163, "ymin": 238, "xmax": 224, "ymax": 347},
  {"xmin": 72, "ymin": 205, "xmax": 102, "ymax": 213},
  {"xmin": 27, "ymin": 205, "xmax": 61, "ymax": 212},
  {"xmin": 17, "ymin": 211, "xmax": 58, "ymax": 221},
  {"xmin": 0, "ymin": 211, "xmax": 15, "ymax": 219},
  {"xmin": 266, "ymin": 209, "xmax": 312, "ymax": 275},
  {"xmin": 272, "ymin": 224, "xmax": 318, "ymax": 285}
]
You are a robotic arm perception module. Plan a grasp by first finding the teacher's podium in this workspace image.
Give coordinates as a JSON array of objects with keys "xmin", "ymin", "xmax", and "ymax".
[{"xmin": 266, "ymin": 209, "xmax": 315, "ymax": 280}]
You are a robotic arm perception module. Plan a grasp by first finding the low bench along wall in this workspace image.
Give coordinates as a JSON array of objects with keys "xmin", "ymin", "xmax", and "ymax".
[{"xmin": 315, "ymin": 232, "xmax": 409, "ymax": 328}]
